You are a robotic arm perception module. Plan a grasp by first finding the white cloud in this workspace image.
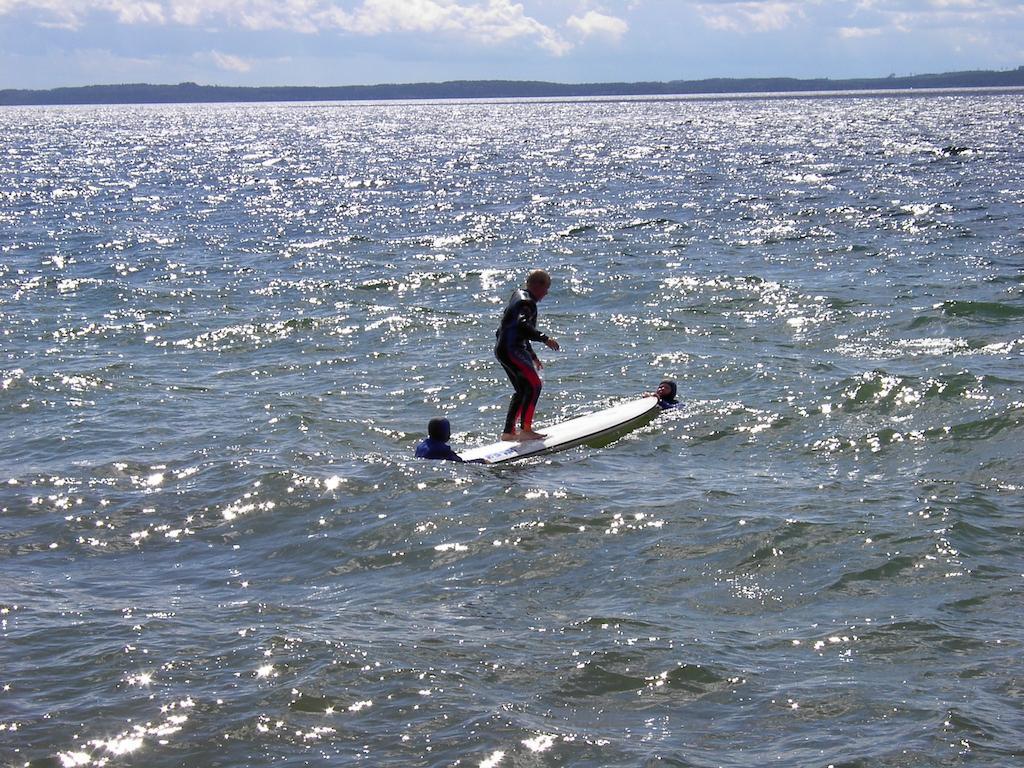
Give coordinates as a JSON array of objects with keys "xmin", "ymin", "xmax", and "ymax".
[
  {"xmin": 842, "ymin": 0, "xmax": 1024, "ymax": 38},
  {"xmin": 112, "ymin": 1, "xmax": 166, "ymax": 25},
  {"xmin": 838, "ymin": 25, "xmax": 883, "ymax": 38},
  {"xmin": 334, "ymin": 0, "xmax": 572, "ymax": 54},
  {"xmin": 566, "ymin": 10, "xmax": 629, "ymax": 42},
  {"xmin": 170, "ymin": 1, "xmax": 327, "ymax": 33},
  {"xmin": 694, "ymin": 2, "xmax": 807, "ymax": 33},
  {"xmin": 927, "ymin": 0, "xmax": 989, "ymax": 9},
  {"xmin": 0, "ymin": 0, "xmax": 81, "ymax": 29},
  {"xmin": 0, "ymin": 0, "xmax": 574, "ymax": 54},
  {"xmin": 207, "ymin": 50, "xmax": 254, "ymax": 72}
]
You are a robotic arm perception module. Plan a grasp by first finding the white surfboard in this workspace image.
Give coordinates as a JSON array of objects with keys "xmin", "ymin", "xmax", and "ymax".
[{"xmin": 458, "ymin": 397, "xmax": 661, "ymax": 465}]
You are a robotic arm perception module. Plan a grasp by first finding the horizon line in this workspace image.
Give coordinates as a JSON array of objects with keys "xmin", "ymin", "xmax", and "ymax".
[{"xmin": 3, "ymin": 66, "xmax": 1023, "ymax": 106}]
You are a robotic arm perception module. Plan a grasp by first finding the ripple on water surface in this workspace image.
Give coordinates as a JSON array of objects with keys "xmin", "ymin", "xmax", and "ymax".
[{"xmin": 1, "ymin": 94, "xmax": 1023, "ymax": 767}]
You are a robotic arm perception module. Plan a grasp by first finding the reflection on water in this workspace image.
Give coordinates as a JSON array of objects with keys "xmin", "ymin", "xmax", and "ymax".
[{"xmin": 1, "ymin": 93, "xmax": 1022, "ymax": 767}]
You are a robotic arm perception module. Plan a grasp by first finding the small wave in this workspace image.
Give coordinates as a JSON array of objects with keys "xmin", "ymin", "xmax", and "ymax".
[
  {"xmin": 827, "ymin": 554, "xmax": 920, "ymax": 590},
  {"xmin": 1, "ymin": 367, "xmax": 25, "ymax": 391},
  {"xmin": 938, "ymin": 145, "xmax": 975, "ymax": 157},
  {"xmin": 840, "ymin": 370, "xmax": 923, "ymax": 411},
  {"xmin": 558, "ymin": 656, "xmax": 730, "ymax": 700},
  {"xmin": 159, "ymin": 318, "xmax": 315, "ymax": 351},
  {"xmin": 939, "ymin": 299, "xmax": 1024, "ymax": 321},
  {"xmin": 826, "ymin": 369, "xmax": 996, "ymax": 414},
  {"xmin": 571, "ymin": 615, "xmax": 660, "ymax": 631},
  {"xmin": 620, "ymin": 217, "xmax": 677, "ymax": 231},
  {"xmin": 557, "ymin": 663, "xmax": 646, "ymax": 698},
  {"xmin": 660, "ymin": 663, "xmax": 726, "ymax": 691},
  {"xmin": 735, "ymin": 521, "xmax": 826, "ymax": 569},
  {"xmin": 356, "ymin": 278, "xmax": 400, "ymax": 291},
  {"xmin": 810, "ymin": 402, "xmax": 1023, "ymax": 456},
  {"xmin": 557, "ymin": 223, "xmax": 596, "ymax": 237},
  {"xmin": 855, "ymin": 619, "xmax": 997, "ymax": 663},
  {"xmin": 52, "ymin": 320, "xmax": 147, "ymax": 345},
  {"xmin": 949, "ymin": 408, "xmax": 1024, "ymax": 441}
]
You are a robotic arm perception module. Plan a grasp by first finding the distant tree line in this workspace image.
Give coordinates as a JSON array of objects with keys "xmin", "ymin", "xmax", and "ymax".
[{"xmin": 2, "ymin": 67, "xmax": 1023, "ymax": 106}]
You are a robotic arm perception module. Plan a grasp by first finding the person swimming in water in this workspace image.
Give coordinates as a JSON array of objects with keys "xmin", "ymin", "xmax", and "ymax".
[
  {"xmin": 414, "ymin": 417, "xmax": 464, "ymax": 462},
  {"xmin": 494, "ymin": 269, "xmax": 561, "ymax": 441},
  {"xmin": 650, "ymin": 380, "xmax": 679, "ymax": 410}
]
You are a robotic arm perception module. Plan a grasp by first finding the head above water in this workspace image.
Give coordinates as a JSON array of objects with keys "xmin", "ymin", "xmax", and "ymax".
[
  {"xmin": 428, "ymin": 417, "xmax": 451, "ymax": 443},
  {"xmin": 526, "ymin": 269, "xmax": 551, "ymax": 300},
  {"xmin": 657, "ymin": 380, "xmax": 677, "ymax": 400}
]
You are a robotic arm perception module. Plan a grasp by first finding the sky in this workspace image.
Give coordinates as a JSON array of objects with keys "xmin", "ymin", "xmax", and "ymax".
[{"xmin": 1, "ymin": 0, "xmax": 1022, "ymax": 90}]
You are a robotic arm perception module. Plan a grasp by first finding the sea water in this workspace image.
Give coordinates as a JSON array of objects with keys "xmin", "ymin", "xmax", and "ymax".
[{"xmin": 1, "ymin": 93, "xmax": 1022, "ymax": 767}]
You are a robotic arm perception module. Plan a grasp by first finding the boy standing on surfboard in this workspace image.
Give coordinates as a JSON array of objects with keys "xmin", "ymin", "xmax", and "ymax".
[{"xmin": 495, "ymin": 269, "xmax": 561, "ymax": 441}]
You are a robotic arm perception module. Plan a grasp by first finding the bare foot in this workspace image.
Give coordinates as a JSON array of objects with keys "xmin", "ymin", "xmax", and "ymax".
[
  {"xmin": 500, "ymin": 432, "xmax": 518, "ymax": 441},
  {"xmin": 518, "ymin": 430, "xmax": 546, "ymax": 441}
]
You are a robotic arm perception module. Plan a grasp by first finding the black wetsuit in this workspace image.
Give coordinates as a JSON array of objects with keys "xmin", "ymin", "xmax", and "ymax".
[{"xmin": 494, "ymin": 287, "xmax": 551, "ymax": 434}]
